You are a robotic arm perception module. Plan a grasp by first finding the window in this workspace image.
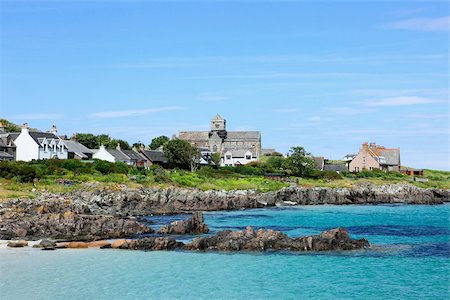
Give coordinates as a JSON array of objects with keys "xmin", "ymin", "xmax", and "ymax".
[
  {"xmin": 226, "ymin": 155, "xmax": 231, "ymax": 160},
  {"xmin": 246, "ymin": 154, "xmax": 252, "ymax": 160},
  {"xmin": 213, "ymin": 145, "xmax": 217, "ymax": 152},
  {"xmin": 362, "ymin": 156, "xmax": 366, "ymax": 163},
  {"xmin": 215, "ymin": 123, "xmax": 220, "ymax": 128}
]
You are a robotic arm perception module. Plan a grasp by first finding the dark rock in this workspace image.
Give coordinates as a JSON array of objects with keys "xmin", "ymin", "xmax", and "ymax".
[
  {"xmin": 185, "ymin": 227, "xmax": 369, "ymax": 252},
  {"xmin": 158, "ymin": 212, "xmax": 209, "ymax": 235},
  {"xmin": 0, "ymin": 211, "xmax": 153, "ymax": 241},
  {"xmin": 114, "ymin": 237, "xmax": 184, "ymax": 251},
  {"xmin": 33, "ymin": 239, "xmax": 57, "ymax": 249}
]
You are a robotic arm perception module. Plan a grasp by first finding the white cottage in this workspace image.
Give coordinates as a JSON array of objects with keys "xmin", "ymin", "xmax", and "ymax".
[{"xmin": 14, "ymin": 124, "xmax": 68, "ymax": 161}]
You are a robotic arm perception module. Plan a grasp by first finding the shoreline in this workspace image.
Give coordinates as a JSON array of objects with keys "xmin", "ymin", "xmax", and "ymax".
[{"xmin": 0, "ymin": 183, "xmax": 448, "ymax": 243}]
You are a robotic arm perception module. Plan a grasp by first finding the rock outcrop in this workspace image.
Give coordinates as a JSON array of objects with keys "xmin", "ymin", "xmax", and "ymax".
[
  {"xmin": 158, "ymin": 212, "xmax": 209, "ymax": 235},
  {"xmin": 110, "ymin": 237, "xmax": 184, "ymax": 251},
  {"xmin": 185, "ymin": 227, "xmax": 369, "ymax": 252},
  {"xmin": 0, "ymin": 208, "xmax": 153, "ymax": 241},
  {"xmin": 65, "ymin": 183, "xmax": 448, "ymax": 216},
  {"xmin": 0, "ymin": 183, "xmax": 446, "ymax": 241},
  {"xmin": 108, "ymin": 227, "xmax": 369, "ymax": 252},
  {"xmin": 7, "ymin": 240, "xmax": 28, "ymax": 248}
]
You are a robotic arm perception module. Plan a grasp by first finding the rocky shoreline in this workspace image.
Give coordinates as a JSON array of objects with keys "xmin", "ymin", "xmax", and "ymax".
[
  {"xmin": 69, "ymin": 183, "xmax": 449, "ymax": 216},
  {"xmin": 3, "ymin": 227, "xmax": 370, "ymax": 253},
  {"xmin": 0, "ymin": 183, "xmax": 447, "ymax": 245}
]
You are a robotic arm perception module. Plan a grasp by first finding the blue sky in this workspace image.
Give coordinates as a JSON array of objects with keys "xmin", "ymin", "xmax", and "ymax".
[{"xmin": 1, "ymin": 0, "xmax": 449, "ymax": 170}]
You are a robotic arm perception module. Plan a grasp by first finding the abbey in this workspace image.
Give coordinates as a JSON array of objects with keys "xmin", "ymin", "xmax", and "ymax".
[{"xmin": 179, "ymin": 115, "xmax": 261, "ymax": 166}]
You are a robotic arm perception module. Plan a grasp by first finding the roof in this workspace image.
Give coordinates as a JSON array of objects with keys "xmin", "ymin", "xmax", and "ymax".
[
  {"xmin": 141, "ymin": 150, "xmax": 168, "ymax": 163},
  {"xmin": 324, "ymin": 164, "xmax": 348, "ymax": 172},
  {"xmin": 27, "ymin": 132, "xmax": 60, "ymax": 146},
  {"xmin": 226, "ymin": 131, "xmax": 260, "ymax": 141},
  {"xmin": 179, "ymin": 131, "xmax": 209, "ymax": 142},
  {"xmin": 379, "ymin": 149, "xmax": 400, "ymax": 166},
  {"xmin": 121, "ymin": 150, "xmax": 147, "ymax": 162},
  {"xmin": 223, "ymin": 147, "xmax": 256, "ymax": 157},
  {"xmin": 212, "ymin": 114, "xmax": 224, "ymax": 121},
  {"xmin": 0, "ymin": 151, "xmax": 13, "ymax": 159},
  {"xmin": 261, "ymin": 148, "xmax": 277, "ymax": 155},
  {"xmin": 64, "ymin": 140, "xmax": 93, "ymax": 154},
  {"xmin": 106, "ymin": 149, "xmax": 131, "ymax": 162}
]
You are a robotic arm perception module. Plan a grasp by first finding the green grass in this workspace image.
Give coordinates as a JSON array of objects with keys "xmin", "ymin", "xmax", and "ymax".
[{"xmin": 0, "ymin": 163, "xmax": 448, "ymax": 201}]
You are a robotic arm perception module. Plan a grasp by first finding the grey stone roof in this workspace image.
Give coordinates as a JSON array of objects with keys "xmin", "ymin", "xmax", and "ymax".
[
  {"xmin": 27, "ymin": 132, "xmax": 60, "ymax": 146},
  {"xmin": 106, "ymin": 149, "xmax": 131, "ymax": 162},
  {"xmin": 261, "ymin": 148, "xmax": 277, "ymax": 155},
  {"xmin": 226, "ymin": 131, "xmax": 260, "ymax": 141},
  {"xmin": 179, "ymin": 131, "xmax": 209, "ymax": 141},
  {"xmin": 63, "ymin": 140, "xmax": 93, "ymax": 158},
  {"xmin": 141, "ymin": 150, "xmax": 168, "ymax": 163},
  {"xmin": 121, "ymin": 150, "xmax": 147, "ymax": 163},
  {"xmin": 379, "ymin": 149, "xmax": 400, "ymax": 166},
  {"xmin": 0, "ymin": 151, "xmax": 13, "ymax": 159}
]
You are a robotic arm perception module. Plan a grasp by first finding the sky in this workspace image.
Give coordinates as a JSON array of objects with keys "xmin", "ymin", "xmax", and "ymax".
[{"xmin": 0, "ymin": 0, "xmax": 449, "ymax": 170}]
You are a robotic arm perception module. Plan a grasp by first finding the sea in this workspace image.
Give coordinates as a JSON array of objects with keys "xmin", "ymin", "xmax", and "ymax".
[{"xmin": 1, "ymin": 204, "xmax": 449, "ymax": 300}]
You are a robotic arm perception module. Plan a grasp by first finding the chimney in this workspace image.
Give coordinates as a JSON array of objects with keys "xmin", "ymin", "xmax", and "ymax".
[
  {"xmin": 116, "ymin": 143, "xmax": 121, "ymax": 150},
  {"xmin": 51, "ymin": 125, "xmax": 57, "ymax": 134},
  {"xmin": 139, "ymin": 144, "xmax": 145, "ymax": 152},
  {"xmin": 362, "ymin": 142, "xmax": 368, "ymax": 149},
  {"xmin": 22, "ymin": 123, "xmax": 29, "ymax": 133},
  {"xmin": 0, "ymin": 122, "xmax": 5, "ymax": 133}
]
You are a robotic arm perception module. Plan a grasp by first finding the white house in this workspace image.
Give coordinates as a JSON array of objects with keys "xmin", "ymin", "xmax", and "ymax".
[
  {"xmin": 93, "ymin": 144, "xmax": 147, "ymax": 166},
  {"xmin": 14, "ymin": 124, "xmax": 68, "ymax": 162},
  {"xmin": 222, "ymin": 149, "xmax": 254, "ymax": 167}
]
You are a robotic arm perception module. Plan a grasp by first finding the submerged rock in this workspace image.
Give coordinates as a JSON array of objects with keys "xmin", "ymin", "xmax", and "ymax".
[
  {"xmin": 112, "ymin": 237, "xmax": 184, "ymax": 251},
  {"xmin": 7, "ymin": 240, "xmax": 28, "ymax": 248},
  {"xmin": 33, "ymin": 239, "xmax": 57, "ymax": 249},
  {"xmin": 158, "ymin": 212, "xmax": 209, "ymax": 235}
]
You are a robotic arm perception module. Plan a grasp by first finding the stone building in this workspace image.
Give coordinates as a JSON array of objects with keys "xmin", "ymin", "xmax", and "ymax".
[{"xmin": 179, "ymin": 115, "xmax": 261, "ymax": 166}]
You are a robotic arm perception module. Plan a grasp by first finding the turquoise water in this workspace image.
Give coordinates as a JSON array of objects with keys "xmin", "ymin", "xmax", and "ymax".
[{"xmin": 1, "ymin": 204, "xmax": 449, "ymax": 299}]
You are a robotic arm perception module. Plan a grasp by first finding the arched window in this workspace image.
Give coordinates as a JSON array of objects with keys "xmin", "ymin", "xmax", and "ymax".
[{"xmin": 213, "ymin": 145, "xmax": 218, "ymax": 152}]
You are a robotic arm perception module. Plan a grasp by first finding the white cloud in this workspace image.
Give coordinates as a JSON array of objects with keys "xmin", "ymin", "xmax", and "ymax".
[
  {"xmin": 89, "ymin": 106, "xmax": 185, "ymax": 118},
  {"xmin": 384, "ymin": 16, "xmax": 450, "ymax": 31},
  {"xmin": 8, "ymin": 113, "xmax": 63, "ymax": 120},
  {"xmin": 361, "ymin": 96, "xmax": 440, "ymax": 107}
]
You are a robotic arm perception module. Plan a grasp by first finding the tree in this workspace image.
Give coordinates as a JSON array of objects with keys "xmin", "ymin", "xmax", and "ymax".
[
  {"xmin": 266, "ymin": 156, "xmax": 285, "ymax": 172},
  {"xmin": 283, "ymin": 147, "xmax": 316, "ymax": 177},
  {"xmin": 75, "ymin": 133, "xmax": 99, "ymax": 149},
  {"xmin": 97, "ymin": 134, "xmax": 111, "ymax": 147},
  {"xmin": 132, "ymin": 142, "xmax": 144, "ymax": 149},
  {"xmin": 211, "ymin": 153, "xmax": 222, "ymax": 168},
  {"xmin": 149, "ymin": 136, "xmax": 170, "ymax": 150},
  {"xmin": 164, "ymin": 139, "xmax": 201, "ymax": 171}
]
